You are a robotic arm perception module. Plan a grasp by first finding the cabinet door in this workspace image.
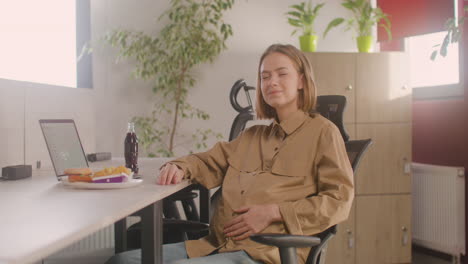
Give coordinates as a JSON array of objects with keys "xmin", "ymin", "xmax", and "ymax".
[
  {"xmin": 355, "ymin": 52, "xmax": 411, "ymax": 123},
  {"xmin": 356, "ymin": 195, "xmax": 412, "ymax": 264},
  {"xmin": 326, "ymin": 201, "xmax": 356, "ymax": 264},
  {"xmin": 356, "ymin": 123, "xmax": 412, "ymax": 194},
  {"xmin": 305, "ymin": 52, "xmax": 356, "ymax": 124}
]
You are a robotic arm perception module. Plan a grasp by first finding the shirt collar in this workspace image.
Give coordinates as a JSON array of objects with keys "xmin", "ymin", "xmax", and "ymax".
[{"xmin": 272, "ymin": 110, "xmax": 308, "ymax": 136}]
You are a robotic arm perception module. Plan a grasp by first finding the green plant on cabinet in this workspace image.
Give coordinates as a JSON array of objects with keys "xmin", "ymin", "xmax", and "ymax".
[
  {"xmin": 286, "ymin": 0, "xmax": 325, "ymax": 52},
  {"xmin": 324, "ymin": 0, "xmax": 391, "ymax": 52},
  {"xmin": 104, "ymin": 0, "xmax": 234, "ymax": 157},
  {"xmin": 431, "ymin": 4, "xmax": 468, "ymax": 60}
]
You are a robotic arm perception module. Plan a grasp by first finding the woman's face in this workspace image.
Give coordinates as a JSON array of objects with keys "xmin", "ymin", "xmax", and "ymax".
[{"xmin": 260, "ymin": 52, "xmax": 303, "ymax": 112}]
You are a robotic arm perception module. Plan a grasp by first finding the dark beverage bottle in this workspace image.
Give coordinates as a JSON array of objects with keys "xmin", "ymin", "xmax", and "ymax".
[{"xmin": 124, "ymin": 122, "xmax": 139, "ymax": 174}]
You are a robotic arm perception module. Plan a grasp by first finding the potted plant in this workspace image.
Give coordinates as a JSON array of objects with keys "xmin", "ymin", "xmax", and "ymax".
[
  {"xmin": 286, "ymin": 0, "xmax": 325, "ymax": 52},
  {"xmin": 323, "ymin": 0, "xmax": 391, "ymax": 52},
  {"xmin": 101, "ymin": 0, "xmax": 234, "ymax": 156}
]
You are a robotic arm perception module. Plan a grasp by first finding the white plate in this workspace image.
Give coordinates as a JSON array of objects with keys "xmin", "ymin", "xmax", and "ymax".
[{"xmin": 61, "ymin": 178, "xmax": 143, "ymax": 189}]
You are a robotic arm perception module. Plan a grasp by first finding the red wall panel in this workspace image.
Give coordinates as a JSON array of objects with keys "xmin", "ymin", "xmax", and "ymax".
[
  {"xmin": 377, "ymin": 0, "xmax": 454, "ymax": 41},
  {"xmin": 412, "ymin": 99, "xmax": 466, "ymax": 166}
]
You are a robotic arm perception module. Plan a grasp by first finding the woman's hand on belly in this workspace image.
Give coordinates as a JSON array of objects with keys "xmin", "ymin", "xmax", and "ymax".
[{"xmin": 223, "ymin": 204, "xmax": 282, "ymax": 241}]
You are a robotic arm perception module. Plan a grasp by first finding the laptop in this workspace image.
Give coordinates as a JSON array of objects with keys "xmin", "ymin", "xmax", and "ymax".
[{"xmin": 39, "ymin": 119, "xmax": 89, "ymax": 180}]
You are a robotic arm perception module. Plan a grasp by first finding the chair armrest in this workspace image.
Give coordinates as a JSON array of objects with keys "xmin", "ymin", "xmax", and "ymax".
[
  {"xmin": 165, "ymin": 191, "xmax": 198, "ymax": 202},
  {"xmin": 163, "ymin": 219, "xmax": 209, "ymax": 233},
  {"xmin": 250, "ymin": 233, "xmax": 321, "ymax": 248}
]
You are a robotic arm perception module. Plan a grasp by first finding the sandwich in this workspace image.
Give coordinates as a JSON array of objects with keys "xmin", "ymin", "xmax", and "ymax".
[{"xmin": 64, "ymin": 168, "xmax": 93, "ymax": 182}]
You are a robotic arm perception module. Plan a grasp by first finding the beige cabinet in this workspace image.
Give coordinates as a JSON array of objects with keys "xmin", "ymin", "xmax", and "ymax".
[
  {"xmin": 356, "ymin": 195, "xmax": 412, "ymax": 264},
  {"xmin": 305, "ymin": 52, "xmax": 412, "ymax": 264},
  {"xmin": 308, "ymin": 53, "xmax": 356, "ymax": 124},
  {"xmin": 326, "ymin": 203, "xmax": 356, "ymax": 264},
  {"xmin": 357, "ymin": 123, "xmax": 412, "ymax": 194},
  {"xmin": 355, "ymin": 53, "xmax": 411, "ymax": 123}
]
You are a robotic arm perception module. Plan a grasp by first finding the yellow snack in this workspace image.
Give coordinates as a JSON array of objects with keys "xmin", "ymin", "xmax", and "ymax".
[{"xmin": 93, "ymin": 166, "xmax": 131, "ymax": 177}]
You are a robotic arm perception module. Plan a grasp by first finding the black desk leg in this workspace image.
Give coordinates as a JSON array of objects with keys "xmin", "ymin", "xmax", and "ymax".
[
  {"xmin": 114, "ymin": 217, "xmax": 127, "ymax": 253},
  {"xmin": 141, "ymin": 200, "xmax": 163, "ymax": 264}
]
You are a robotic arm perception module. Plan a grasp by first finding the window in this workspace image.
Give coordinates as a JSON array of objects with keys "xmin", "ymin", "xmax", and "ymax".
[
  {"xmin": 0, "ymin": 0, "xmax": 92, "ymax": 88},
  {"xmin": 406, "ymin": 31, "xmax": 461, "ymax": 99}
]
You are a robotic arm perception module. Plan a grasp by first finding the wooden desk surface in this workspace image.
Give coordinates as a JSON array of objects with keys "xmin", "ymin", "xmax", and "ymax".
[{"xmin": 0, "ymin": 158, "xmax": 188, "ymax": 264}]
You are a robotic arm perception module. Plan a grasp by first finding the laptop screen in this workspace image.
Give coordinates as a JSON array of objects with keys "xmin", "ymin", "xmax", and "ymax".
[{"xmin": 39, "ymin": 119, "xmax": 89, "ymax": 178}]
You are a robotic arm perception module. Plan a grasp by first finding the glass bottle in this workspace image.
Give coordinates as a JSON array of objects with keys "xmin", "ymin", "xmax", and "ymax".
[{"xmin": 124, "ymin": 122, "xmax": 139, "ymax": 174}]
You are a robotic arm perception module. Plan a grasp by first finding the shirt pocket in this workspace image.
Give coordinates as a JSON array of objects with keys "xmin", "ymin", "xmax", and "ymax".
[
  {"xmin": 271, "ymin": 158, "xmax": 311, "ymax": 177},
  {"xmin": 227, "ymin": 155, "xmax": 260, "ymax": 174}
]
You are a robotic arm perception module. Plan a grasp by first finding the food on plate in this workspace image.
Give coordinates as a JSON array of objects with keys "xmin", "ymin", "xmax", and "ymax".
[
  {"xmin": 64, "ymin": 168, "xmax": 93, "ymax": 182},
  {"xmin": 64, "ymin": 166, "xmax": 132, "ymax": 183},
  {"xmin": 92, "ymin": 166, "xmax": 132, "ymax": 183},
  {"xmin": 93, "ymin": 166, "xmax": 131, "ymax": 177}
]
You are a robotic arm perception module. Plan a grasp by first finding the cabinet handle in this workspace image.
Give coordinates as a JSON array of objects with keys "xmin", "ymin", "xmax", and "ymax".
[
  {"xmin": 347, "ymin": 229, "xmax": 354, "ymax": 249},
  {"xmin": 401, "ymin": 226, "xmax": 408, "ymax": 246},
  {"xmin": 403, "ymin": 157, "xmax": 411, "ymax": 174},
  {"xmin": 346, "ymin": 84, "xmax": 353, "ymax": 91}
]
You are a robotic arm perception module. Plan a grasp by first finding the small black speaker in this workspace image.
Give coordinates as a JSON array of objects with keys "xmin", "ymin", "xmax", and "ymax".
[
  {"xmin": 87, "ymin": 152, "xmax": 112, "ymax": 162},
  {"xmin": 2, "ymin": 165, "xmax": 32, "ymax": 180}
]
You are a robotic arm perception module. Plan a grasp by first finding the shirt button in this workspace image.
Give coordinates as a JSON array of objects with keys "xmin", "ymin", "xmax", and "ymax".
[
  {"xmin": 241, "ymin": 190, "xmax": 245, "ymax": 194},
  {"xmin": 274, "ymin": 147, "xmax": 279, "ymax": 151}
]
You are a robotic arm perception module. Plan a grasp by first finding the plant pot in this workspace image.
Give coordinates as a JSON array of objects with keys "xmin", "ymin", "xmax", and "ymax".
[
  {"xmin": 357, "ymin": 36, "xmax": 373, "ymax": 53},
  {"xmin": 299, "ymin": 35, "xmax": 318, "ymax": 52}
]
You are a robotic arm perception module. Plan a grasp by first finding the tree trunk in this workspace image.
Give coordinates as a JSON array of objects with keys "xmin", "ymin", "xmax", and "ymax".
[{"xmin": 169, "ymin": 70, "xmax": 185, "ymax": 154}]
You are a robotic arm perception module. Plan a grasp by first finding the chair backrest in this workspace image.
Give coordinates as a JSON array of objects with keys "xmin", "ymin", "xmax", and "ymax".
[
  {"xmin": 229, "ymin": 79, "xmax": 255, "ymax": 141},
  {"xmin": 315, "ymin": 95, "xmax": 349, "ymax": 142},
  {"xmin": 345, "ymin": 139, "xmax": 373, "ymax": 172},
  {"xmin": 229, "ymin": 89, "xmax": 350, "ymax": 143}
]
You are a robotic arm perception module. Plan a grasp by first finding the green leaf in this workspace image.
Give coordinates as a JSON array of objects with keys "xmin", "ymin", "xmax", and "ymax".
[
  {"xmin": 312, "ymin": 3, "xmax": 325, "ymax": 15},
  {"xmin": 324, "ymin": 18, "xmax": 344, "ymax": 37},
  {"xmin": 342, "ymin": 2, "xmax": 356, "ymax": 10},
  {"xmin": 290, "ymin": 4, "xmax": 305, "ymax": 12},
  {"xmin": 286, "ymin": 11, "xmax": 302, "ymax": 19},
  {"xmin": 380, "ymin": 23, "xmax": 392, "ymax": 40},
  {"xmin": 288, "ymin": 18, "xmax": 303, "ymax": 27}
]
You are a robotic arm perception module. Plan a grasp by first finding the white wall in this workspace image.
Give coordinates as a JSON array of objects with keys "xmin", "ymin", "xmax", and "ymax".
[{"xmin": 0, "ymin": 0, "xmax": 364, "ymax": 169}]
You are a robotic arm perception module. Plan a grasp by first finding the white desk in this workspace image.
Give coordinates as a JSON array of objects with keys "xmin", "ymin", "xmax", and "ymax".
[{"xmin": 0, "ymin": 158, "xmax": 189, "ymax": 264}]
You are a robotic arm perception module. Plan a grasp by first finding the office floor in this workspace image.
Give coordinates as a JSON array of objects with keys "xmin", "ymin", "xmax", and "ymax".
[{"xmin": 412, "ymin": 250, "xmax": 453, "ymax": 264}]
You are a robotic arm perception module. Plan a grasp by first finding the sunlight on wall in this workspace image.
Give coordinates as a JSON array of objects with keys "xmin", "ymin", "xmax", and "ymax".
[
  {"xmin": 406, "ymin": 31, "xmax": 459, "ymax": 88},
  {"xmin": 0, "ymin": 0, "xmax": 76, "ymax": 87}
]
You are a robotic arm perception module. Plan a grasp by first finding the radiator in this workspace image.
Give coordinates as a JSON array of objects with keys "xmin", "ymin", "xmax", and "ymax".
[
  {"xmin": 412, "ymin": 162, "xmax": 465, "ymax": 258},
  {"xmin": 55, "ymin": 225, "xmax": 114, "ymax": 255}
]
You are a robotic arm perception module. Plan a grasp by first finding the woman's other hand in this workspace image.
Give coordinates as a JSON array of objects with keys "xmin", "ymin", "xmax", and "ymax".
[
  {"xmin": 223, "ymin": 204, "xmax": 282, "ymax": 241},
  {"xmin": 157, "ymin": 163, "xmax": 184, "ymax": 185}
]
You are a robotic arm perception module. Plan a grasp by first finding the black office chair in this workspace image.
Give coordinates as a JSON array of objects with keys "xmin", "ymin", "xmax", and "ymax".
[
  {"xmin": 315, "ymin": 95, "xmax": 349, "ymax": 142},
  {"xmin": 250, "ymin": 138, "xmax": 372, "ymax": 264}
]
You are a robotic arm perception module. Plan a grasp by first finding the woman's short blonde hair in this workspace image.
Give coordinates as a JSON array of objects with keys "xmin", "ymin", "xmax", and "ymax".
[{"xmin": 255, "ymin": 44, "xmax": 317, "ymax": 120}]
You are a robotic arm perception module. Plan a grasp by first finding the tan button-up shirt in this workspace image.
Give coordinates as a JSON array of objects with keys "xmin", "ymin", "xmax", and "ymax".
[{"xmin": 168, "ymin": 110, "xmax": 354, "ymax": 264}]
